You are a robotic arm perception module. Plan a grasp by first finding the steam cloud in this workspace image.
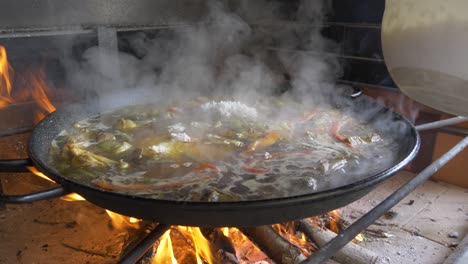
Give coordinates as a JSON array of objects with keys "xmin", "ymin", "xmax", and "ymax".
[{"xmin": 63, "ymin": 0, "xmax": 345, "ymax": 109}]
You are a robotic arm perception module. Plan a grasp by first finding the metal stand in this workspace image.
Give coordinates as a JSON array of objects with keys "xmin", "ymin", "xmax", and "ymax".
[
  {"xmin": 416, "ymin": 116, "xmax": 468, "ymax": 131},
  {"xmin": 119, "ymin": 223, "xmax": 170, "ymax": 264},
  {"xmin": 302, "ymin": 117, "xmax": 468, "ymax": 263}
]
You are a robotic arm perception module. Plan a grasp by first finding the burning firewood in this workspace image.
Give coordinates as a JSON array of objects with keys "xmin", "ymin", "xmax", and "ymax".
[
  {"xmin": 239, "ymin": 226, "xmax": 307, "ymax": 264},
  {"xmin": 200, "ymin": 228, "xmax": 239, "ymax": 263},
  {"xmin": 297, "ymin": 219, "xmax": 386, "ymax": 264}
]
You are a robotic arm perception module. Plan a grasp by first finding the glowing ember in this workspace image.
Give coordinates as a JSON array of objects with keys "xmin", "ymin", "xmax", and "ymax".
[
  {"xmin": 105, "ymin": 210, "xmax": 141, "ymax": 229},
  {"xmin": 0, "ymin": 45, "xmax": 55, "ymax": 122},
  {"xmin": 273, "ymin": 223, "xmax": 314, "ymax": 256},
  {"xmin": 328, "ymin": 210, "xmax": 341, "ymax": 234},
  {"xmin": 325, "ymin": 210, "xmax": 364, "ymax": 243},
  {"xmin": 153, "ymin": 230, "xmax": 177, "ymax": 264}
]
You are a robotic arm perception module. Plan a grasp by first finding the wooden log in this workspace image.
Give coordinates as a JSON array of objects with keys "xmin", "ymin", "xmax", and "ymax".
[
  {"xmin": 200, "ymin": 228, "xmax": 238, "ymax": 263},
  {"xmin": 297, "ymin": 219, "xmax": 386, "ymax": 264},
  {"xmin": 239, "ymin": 226, "xmax": 307, "ymax": 264},
  {"xmin": 170, "ymin": 227, "xmax": 238, "ymax": 264}
]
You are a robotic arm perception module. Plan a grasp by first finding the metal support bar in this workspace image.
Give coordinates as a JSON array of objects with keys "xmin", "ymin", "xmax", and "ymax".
[
  {"xmin": 302, "ymin": 136, "xmax": 468, "ymax": 264},
  {"xmin": 0, "ymin": 159, "xmax": 33, "ymax": 172},
  {"xmin": 416, "ymin": 116, "xmax": 468, "ymax": 131},
  {"xmin": 0, "ymin": 186, "xmax": 70, "ymax": 203},
  {"xmin": 119, "ymin": 223, "xmax": 170, "ymax": 264},
  {"xmin": 0, "ymin": 126, "xmax": 34, "ymax": 137}
]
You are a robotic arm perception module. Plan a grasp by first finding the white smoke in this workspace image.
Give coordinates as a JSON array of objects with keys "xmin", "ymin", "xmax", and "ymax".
[{"xmin": 62, "ymin": 0, "xmax": 345, "ymax": 109}]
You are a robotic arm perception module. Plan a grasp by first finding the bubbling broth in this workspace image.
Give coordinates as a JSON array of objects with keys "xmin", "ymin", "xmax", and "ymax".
[{"xmin": 49, "ymin": 97, "xmax": 398, "ymax": 201}]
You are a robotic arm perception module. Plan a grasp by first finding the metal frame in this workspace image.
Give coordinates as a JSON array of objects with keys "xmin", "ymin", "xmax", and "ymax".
[
  {"xmin": 119, "ymin": 224, "xmax": 170, "ymax": 264},
  {"xmin": 301, "ymin": 117, "xmax": 468, "ymax": 263}
]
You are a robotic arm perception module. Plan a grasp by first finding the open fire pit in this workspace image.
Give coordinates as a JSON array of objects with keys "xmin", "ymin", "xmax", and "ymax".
[{"xmin": 1, "ymin": 132, "xmax": 464, "ymax": 264}]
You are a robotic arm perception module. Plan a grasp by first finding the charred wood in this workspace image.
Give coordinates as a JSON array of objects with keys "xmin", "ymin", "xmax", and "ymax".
[
  {"xmin": 200, "ymin": 228, "xmax": 238, "ymax": 263},
  {"xmin": 120, "ymin": 222, "xmax": 158, "ymax": 260},
  {"xmin": 297, "ymin": 219, "xmax": 385, "ymax": 264},
  {"xmin": 239, "ymin": 226, "xmax": 307, "ymax": 264},
  {"xmin": 166, "ymin": 227, "xmax": 199, "ymax": 264}
]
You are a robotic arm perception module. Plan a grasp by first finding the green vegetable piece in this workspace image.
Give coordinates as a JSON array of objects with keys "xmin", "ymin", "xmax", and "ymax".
[
  {"xmin": 96, "ymin": 141, "xmax": 133, "ymax": 155},
  {"xmin": 96, "ymin": 132, "xmax": 116, "ymax": 142},
  {"xmin": 66, "ymin": 143, "xmax": 123, "ymax": 169},
  {"xmin": 114, "ymin": 118, "xmax": 137, "ymax": 130}
]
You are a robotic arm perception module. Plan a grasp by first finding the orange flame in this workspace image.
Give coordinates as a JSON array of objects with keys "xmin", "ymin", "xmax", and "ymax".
[
  {"xmin": 176, "ymin": 226, "xmax": 214, "ymax": 264},
  {"xmin": 27, "ymin": 166, "xmax": 55, "ymax": 183},
  {"xmin": 0, "ymin": 45, "xmax": 55, "ymax": 122},
  {"xmin": 27, "ymin": 167, "xmax": 86, "ymax": 202},
  {"xmin": 61, "ymin": 193, "xmax": 86, "ymax": 201},
  {"xmin": 328, "ymin": 210, "xmax": 341, "ymax": 234},
  {"xmin": 105, "ymin": 210, "xmax": 141, "ymax": 229},
  {"xmin": 0, "ymin": 46, "xmax": 14, "ymax": 107},
  {"xmin": 273, "ymin": 223, "xmax": 314, "ymax": 256},
  {"xmin": 153, "ymin": 230, "xmax": 177, "ymax": 264},
  {"xmin": 27, "ymin": 68, "xmax": 56, "ymax": 122},
  {"xmin": 326, "ymin": 210, "xmax": 364, "ymax": 243},
  {"xmin": 221, "ymin": 227, "xmax": 229, "ymax": 237}
]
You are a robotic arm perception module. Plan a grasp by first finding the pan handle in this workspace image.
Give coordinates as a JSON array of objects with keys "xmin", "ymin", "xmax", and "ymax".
[
  {"xmin": 0, "ymin": 158, "xmax": 33, "ymax": 172},
  {"xmin": 0, "ymin": 186, "xmax": 71, "ymax": 204}
]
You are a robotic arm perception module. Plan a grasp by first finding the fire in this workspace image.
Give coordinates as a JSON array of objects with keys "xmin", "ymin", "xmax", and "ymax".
[
  {"xmin": 60, "ymin": 193, "xmax": 86, "ymax": 201},
  {"xmin": 221, "ymin": 227, "xmax": 229, "ymax": 237},
  {"xmin": 105, "ymin": 210, "xmax": 141, "ymax": 229},
  {"xmin": 182, "ymin": 227, "xmax": 214, "ymax": 264},
  {"xmin": 273, "ymin": 223, "xmax": 314, "ymax": 256},
  {"xmin": 327, "ymin": 210, "xmax": 341, "ymax": 234},
  {"xmin": 0, "ymin": 45, "xmax": 55, "ymax": 122},
  {"xmin": 27, "ymin": 166, "xmax": 86, "ymax": 202},
  {"xmin": 155, "ymin": 227, "xmax": 238, "ymax": 264},
  {"xmin": 0, "ymin": 46, "xmax": 13, "ymax": 107},
  {"xmin": 27, "ymin": 166, "xmax": 141, "ymax": 230},
  {"xmin": 325, "ymin": 210, "xmax": 364, "ymax": 243},
  {"xmin": 27, "ymin": 166, "xmax": 55, "ymax": 183},
  {"xmin": 153, "ymin": 230, "xmax": 177, "ymax": 264},
  {"xmin": 27, "ymin": 68, "xmax": 56, "ymax": 122},
  {"xmin": 221, "ymin": 227, "xmax": 269, "ymax": 262}
]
